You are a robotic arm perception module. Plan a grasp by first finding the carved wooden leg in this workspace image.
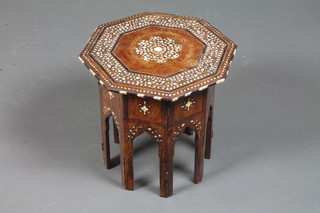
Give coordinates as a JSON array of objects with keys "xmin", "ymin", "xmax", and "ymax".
[
  {"xmin": 194, "ymin": 128, "xmax": 205, "ymax": 183},
  {"xmin": 113, "ymin": 119, "xmax": 119, "ymax": 144},
  {"xmin": 158, "ymin": 135, "xmax": 174, "ymax": 197},
  {"xmin": 101, "ymin": 116, "xmax": 111, "ymax": 169},
  {"xmin": 119, "ymin": 126, "xmax": 134, "ymax": 190},
  {"xmin": 205, "ymin": 106, "xmax": 213, "ymax": 159}
]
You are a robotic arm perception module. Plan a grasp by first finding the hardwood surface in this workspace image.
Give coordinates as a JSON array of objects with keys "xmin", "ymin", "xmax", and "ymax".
[
  {"xmin": 99, "ymin": 83, "xmax": 215, "ymax": 197},
  {"xmin": 113, "ymin": 26, "xmax": 205, "ymax": 76},
  {"xmin": 79, "ymin": 12, "xmax": 237, "ymax": 101},
  {"xmin": 80, "ymin": 12, "xmax": 236, "ymax": 197}
]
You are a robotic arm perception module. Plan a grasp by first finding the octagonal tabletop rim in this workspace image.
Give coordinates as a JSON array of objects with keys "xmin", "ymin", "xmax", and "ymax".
[{"xmin": 79, "ymin": 11, "xmax": 237, "ymax": 102}]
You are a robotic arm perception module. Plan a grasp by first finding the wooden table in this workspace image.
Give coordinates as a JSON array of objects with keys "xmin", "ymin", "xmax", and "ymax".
[{"xmin": 79, "ymin": 12, "xmax": 237, "ymax": 197}]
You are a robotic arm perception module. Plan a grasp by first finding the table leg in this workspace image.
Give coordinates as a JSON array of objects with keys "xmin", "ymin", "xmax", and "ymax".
[
  {"xmin": 119, "ymin": 127, "xmax": 134, "ymax": 190},
  {"xmin": 101, "ymin": 116, "xmax": 111, "ymax": 169},
  {"xmin": 158, "ymin": 136, "xmax": 174, "ymax": 197},
  {"xmin": 205, "ymin": 106, "xmax": 213, "ymax": 159},
  {"xmin": 194, "ymin": 127, "xmax": 205, "ymax": 183}
]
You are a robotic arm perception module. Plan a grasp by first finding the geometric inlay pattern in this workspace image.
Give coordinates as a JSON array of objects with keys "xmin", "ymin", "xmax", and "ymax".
[
  {"xmin": 90, "ymin": 15, "xmax": 226, "ymax": 91},
  {"xmin": 80, "ymin": 12, "xmax": 237, "ymax": 101}
]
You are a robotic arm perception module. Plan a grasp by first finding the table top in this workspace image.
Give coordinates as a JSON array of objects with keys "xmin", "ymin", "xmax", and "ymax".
[{"xmin": 79, "ymin": 12, "xmax": 237, "ymax": 101}]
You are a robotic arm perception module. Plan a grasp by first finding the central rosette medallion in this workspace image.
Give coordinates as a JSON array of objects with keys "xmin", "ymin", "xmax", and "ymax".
[{"xmin": 135, "ymin": 36, "xmax": 182, "ymax": 63}]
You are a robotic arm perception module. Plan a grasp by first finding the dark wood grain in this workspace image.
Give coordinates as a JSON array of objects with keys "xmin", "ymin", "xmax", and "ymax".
[
  {"xmin": 98, "ymin": 83, "xmax": 215, "ymax": 197},
  {"xmin": 79, "ymin": 12, "xmax": 236, "ymax": 198},
  {"xmin": 79, "ymin": 12, "xmax": 237, "ymax": 101},
  {"xmin": 113, "ymin": 26, "xmax": 205, "ymax": 76}
]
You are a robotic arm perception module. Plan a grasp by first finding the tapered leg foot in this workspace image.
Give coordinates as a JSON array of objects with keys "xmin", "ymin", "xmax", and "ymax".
[
  {"xmin": 159, "ymin": 137, "xmax": 174, "ymax": 197},
  {"xmin": 122, "ymin": 155, "xmax": 134, "ymax": 190},
  {"xmin": 119, "ymin": 130, "xmax": 134, "ymax": 190},
  {"xmin": 194, "ymin": 131, "xmax": 205, "ymax": 183}
]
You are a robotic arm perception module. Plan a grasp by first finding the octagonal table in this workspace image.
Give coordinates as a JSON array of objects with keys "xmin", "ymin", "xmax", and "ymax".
[{"xmin": 79, "ymin": 12, "xmax": 237, "ymax": 197}]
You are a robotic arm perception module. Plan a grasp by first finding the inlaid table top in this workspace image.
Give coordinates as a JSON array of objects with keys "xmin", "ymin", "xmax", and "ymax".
[{"xmin": 79, "ymin": 12, "xmax": 237, "ymax": 101}]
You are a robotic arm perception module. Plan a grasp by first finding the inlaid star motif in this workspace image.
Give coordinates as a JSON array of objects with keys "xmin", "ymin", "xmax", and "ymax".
[
  {"xmin": 185, "ymin": 101, "xmax": 193, "ymax": 108},
  {"xmin": 141, "ymin": 105, "xmax": 148, "ymax": 113},
  {"xmin": 181, "ymin": 98, "xmax": 196, "ymax": 110},
  {"xmin": 139, "ymin": 101, "xmax": 150, "ymax": 115}
]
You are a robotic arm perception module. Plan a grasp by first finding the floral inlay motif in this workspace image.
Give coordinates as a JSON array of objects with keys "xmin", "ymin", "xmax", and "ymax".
[
  {"xmin": 173, "ymin": 123, "xmax": 186, "ymax": 142},
  {"xmin": 190, "ymin": 120, "xmax": 202, "ymax": 132},
  {"xmin": 147, "ymin": 127, "xmax": 163, "ymax": 143},
  {"xmin": 128, "ymin": 126, "xmax": 143, "ymax": 139},
  {"xmin": 135, "ymin": 36, "xmax": 182, "ymax": 63}
]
